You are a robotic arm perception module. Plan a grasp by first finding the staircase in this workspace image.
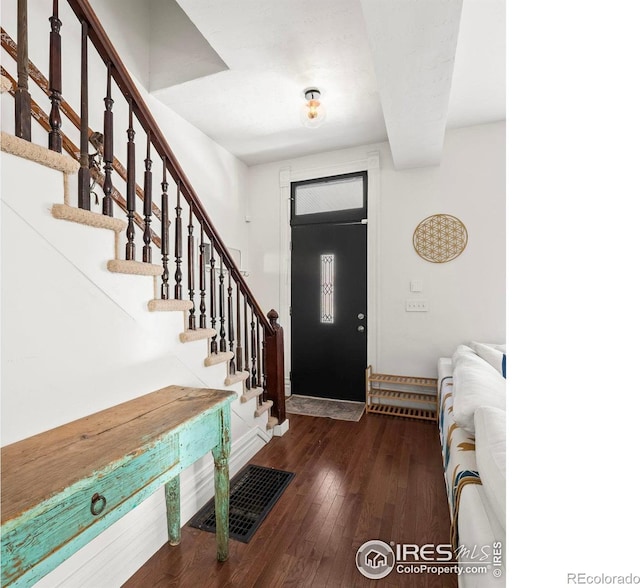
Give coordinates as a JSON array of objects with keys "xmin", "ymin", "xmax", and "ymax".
[
  {"xmin": 0, "ymin": 129, "xmax": 279, "ymax": 426},
  {"xmin": 1, "ymin": 1, "xmax": 287, "ymax": 585}
]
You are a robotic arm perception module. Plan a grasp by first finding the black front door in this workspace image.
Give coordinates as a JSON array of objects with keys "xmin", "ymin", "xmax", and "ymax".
[{"xmin": 290, "ymin": 172, "xmax": 367, "ymax": 402}]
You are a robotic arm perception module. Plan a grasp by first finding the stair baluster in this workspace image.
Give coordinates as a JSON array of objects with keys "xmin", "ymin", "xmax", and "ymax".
[
  {"xmin": 174, "ymin": 183, "xmax": 183, "ymax": 299},
  {"xmin": 102, "ymin": 65, "xmax": 114, "ymax": 217},
  {"xmin": 48, "ymin": 0, "xmax": 62, "ymax": 152},
  {"xmin": 209, "ymin": 247, "xmax": 218, "ymax": 354},
  {"xmin": 199, "ymin": 226, "xmax": 207, "ymax": 329},
  {"xmin": 244, "ymin": 298, "xmax": 250, "ymax": 376},
  {"xmin": 227, "ymin": 271, "xmax": 236, "ymax": 375},
  {"xmin": 261, "ymin": 330, "xmax": 267, "ymax": 402},
  {"xmin": 256, "ymin": 321, "xmax": 262, "ymax": 400},
  {"xmin": 125, "ymin": 100, "xmax": 136, "ymax": 259},
  {"xmin": 235, "ymin": 288, "xmax": 243, "ymax": 372},
  {"xmin": 187, "ymin": 208, "xmax": 196, "ymax": 330},
  {"xmin": 218, "ymin": 257, "xmax": 226, "ymax": 352},
  {"xmin": 142, "ymin": 134, "xmax": 153, "ymax": 262},
  {"xmin": 78, "ymin": 21, "xmax": 90, "ymax": 210},
  {"xmin": 250, "ymin": 310, "xmax": 257, "ymax": 388},
  {"xmin": 160, "ymin": 158, "xmax": 170, "ymax": 299},
  {"xmin": 15, "ymin": 0, "xmax": 31, "ymax": 141}
]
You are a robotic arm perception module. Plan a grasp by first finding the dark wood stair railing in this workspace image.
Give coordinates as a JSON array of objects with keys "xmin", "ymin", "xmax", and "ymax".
[
  {"xmin": 1, "ymin": 0, "xmax": 286, "ymax": 424},
  {"xmin": 1, "ymin": 29, "xmax": 164, "ymax": 223},
  {"xmin": 0, "ymin": 65, "xmax": 161, "ymax": 249}
]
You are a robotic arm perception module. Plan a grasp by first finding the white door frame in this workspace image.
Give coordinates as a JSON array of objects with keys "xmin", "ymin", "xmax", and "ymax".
[{"xmin": 278, "ymin": 152, "xmax": 380, "ymax": 395}]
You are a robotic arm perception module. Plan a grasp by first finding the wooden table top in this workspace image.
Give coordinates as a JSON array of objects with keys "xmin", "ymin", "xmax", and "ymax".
[{"xmin": 1, "ymin": 386, "xmax": 235, "ymax": 523}]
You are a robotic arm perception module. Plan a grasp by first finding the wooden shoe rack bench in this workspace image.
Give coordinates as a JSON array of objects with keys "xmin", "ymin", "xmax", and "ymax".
[{"xmin": 365, "ymin": 366, "xmax": 438, "ymax": 422}]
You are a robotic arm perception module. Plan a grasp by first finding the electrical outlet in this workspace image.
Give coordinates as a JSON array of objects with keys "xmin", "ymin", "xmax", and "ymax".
[{"xmin": 406, "ymin": 299, "xmax": 428, "ymax": 312}]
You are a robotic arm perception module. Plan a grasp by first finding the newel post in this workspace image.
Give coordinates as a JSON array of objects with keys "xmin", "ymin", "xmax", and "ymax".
[{"xmin": 265, "ymin": 309, "xmax": 286, "ymax": 424}]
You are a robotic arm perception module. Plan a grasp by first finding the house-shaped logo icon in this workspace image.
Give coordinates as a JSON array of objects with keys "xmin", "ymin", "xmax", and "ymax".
[
  {"xmin": 356, "ymin": 540, "xmax": 395, "ymax": 579},
  {"xmin": 365, "ymin": 550, "xmax": 388, "ymax": 569}
]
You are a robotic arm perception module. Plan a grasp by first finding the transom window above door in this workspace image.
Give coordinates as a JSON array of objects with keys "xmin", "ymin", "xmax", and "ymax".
[{"xmin": 291, "ymin": 171, "xmax": 367, "ymax": 225}]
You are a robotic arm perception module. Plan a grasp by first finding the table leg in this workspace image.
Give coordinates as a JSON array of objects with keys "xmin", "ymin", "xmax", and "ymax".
[
  {"xmin": 211, "ymin": 404, "xmax": 231, "ymax": 561},
  {"xmin": 164, "ymin": 475, "xmax": 181, "ymax": 546}
]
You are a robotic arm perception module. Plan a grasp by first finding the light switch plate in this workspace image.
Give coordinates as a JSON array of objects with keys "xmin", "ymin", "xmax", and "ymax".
[
  {"xmin": 410, "ymin": 280, "xmax": 423, "ymax": 292},
  {"xmin": 406, "ymin": 299, "xmax": 428, "ymax": 312}
]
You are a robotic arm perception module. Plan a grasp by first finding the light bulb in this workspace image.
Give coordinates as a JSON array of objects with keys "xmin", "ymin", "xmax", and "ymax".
[{"xmin": 301, "ymin": 88, "xmax": 326, "ymax": 128}]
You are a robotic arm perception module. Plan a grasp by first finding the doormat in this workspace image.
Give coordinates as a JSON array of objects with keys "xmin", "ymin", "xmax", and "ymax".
[
  {"xmin": 189, "ymin": 464, "xmax": 294, "ymax": 543},
  {"xmin": 286, "ymin": 394, "xmax": 365, "ymax": 422}
]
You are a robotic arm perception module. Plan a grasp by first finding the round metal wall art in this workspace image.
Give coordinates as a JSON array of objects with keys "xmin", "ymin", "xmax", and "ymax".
[{"xmin": 413, "ymin": 214, "xmax": 468, "ymax": 263}]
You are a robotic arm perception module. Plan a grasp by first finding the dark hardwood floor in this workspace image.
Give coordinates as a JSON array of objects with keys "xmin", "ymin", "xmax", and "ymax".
[{"xmin": 124, "ymin": 413, "xmax": 457, "ymax": 588}]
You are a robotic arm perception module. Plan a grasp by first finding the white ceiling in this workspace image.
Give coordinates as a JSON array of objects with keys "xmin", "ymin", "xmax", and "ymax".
[{"xmin": 150, "ymin": 0, "xmax": 504, "ymax": 168}]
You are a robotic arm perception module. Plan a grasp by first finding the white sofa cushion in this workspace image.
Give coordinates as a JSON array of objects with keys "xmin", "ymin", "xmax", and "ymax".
[
  {"xmin": 451, "ymin": 343, "xmax": 477, "ymax": 363},
  {"xmin": 452, "ymin": 347, "xmax": 506, "ymax": 435},
  {"xmin": 470, "ymin": 341, "xmax": 506, "ymax": 378},
  {"xmin": 474, "ymin": 406, "xmax": 506, "ymax": 532},
  {"xmin": 473, "ymin": 341, "xmax": 506, "ymax": 354}
]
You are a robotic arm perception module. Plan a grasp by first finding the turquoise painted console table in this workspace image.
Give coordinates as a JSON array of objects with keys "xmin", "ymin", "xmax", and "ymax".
[{"xmin": 1, "ymin": 385, "xmax": 236, "ymax": 587}]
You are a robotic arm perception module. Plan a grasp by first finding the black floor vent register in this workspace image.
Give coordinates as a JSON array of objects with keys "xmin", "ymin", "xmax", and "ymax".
[{"xmin": 189, "ymin": 464, "xmax": 295, "ymax": 543}]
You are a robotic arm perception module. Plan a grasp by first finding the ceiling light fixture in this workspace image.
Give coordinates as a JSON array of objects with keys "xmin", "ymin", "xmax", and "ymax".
[{"xmin": 301, "ymin": 87, "xmax": 326, "ymax": 128}]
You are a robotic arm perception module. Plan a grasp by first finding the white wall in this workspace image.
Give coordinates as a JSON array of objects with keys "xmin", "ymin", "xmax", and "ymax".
[
  {"xmin": 246, "ymin": 121, "xmax": 505, "ymax": 378},
  {"xmin": 90, "ymin": 0, "xmax": 152, "ymax": 87}
]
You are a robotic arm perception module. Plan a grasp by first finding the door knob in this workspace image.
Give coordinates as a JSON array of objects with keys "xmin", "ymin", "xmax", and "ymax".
[
  {"xmin": 357, "ymin": 325, "xmax": 365, "ymax": 332},
  {"xmin": 357, "ymin": 313, "xmax": 365, "ymax": 320}
]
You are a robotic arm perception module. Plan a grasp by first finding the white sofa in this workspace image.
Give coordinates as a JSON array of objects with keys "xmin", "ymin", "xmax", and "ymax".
[{"xmin": 437, "ymin": 343, "xmax": 506, "ymax": 588}]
